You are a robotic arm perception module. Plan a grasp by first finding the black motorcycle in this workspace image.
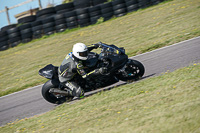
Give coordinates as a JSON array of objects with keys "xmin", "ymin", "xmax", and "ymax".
[{"xmin": 39, "ymin": 42, "xmax": 145, "ymax": 104}]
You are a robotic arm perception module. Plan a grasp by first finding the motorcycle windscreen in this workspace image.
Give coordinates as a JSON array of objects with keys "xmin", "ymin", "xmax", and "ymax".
[{"xmin": 38, "ymin": 64, "xmax": 55, "ymax": 79}]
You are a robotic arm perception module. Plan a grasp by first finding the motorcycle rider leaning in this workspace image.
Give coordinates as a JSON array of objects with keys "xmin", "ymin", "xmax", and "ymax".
[{"xmin": 58, "ymin": 43, "xmax": 107, "ymax": 98}]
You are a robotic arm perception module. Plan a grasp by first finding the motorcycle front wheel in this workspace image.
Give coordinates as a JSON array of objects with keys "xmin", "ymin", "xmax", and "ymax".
[
  {"xmin": 42, "ymin": 80, "xmax": 73, "ymax": 104},
  {"xmin": 117, "ymin": 59, "xmax": 145, "ymax": 81}
]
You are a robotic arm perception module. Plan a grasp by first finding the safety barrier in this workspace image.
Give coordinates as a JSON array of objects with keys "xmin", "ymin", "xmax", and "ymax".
[{"xmin": 0, "ymin": 0, "xmax": 164, "ymax": 51}]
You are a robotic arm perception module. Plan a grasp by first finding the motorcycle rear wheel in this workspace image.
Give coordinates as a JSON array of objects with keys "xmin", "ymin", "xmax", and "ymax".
[
  {"xmin": 117, "ymin": 59, "xmax": 145, "ymax": 81},
  {"xmin": 42, "ymin": 80, "xmax": 74, "ymax": 104}
]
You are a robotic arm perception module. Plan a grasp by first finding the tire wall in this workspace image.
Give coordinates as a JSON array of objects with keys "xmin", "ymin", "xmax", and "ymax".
[{"xmin": 0, "ymin": 0, "xmax": 164, "ymax": 51}]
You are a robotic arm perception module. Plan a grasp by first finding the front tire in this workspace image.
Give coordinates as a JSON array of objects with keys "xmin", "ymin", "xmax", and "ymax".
[
  {"xmin": 42, "ymin": 80, "xmax": 73, "ymax": 104},
  {"xmin": 117, "ymin": 59, "xmax": 145, "ymax": 81}
]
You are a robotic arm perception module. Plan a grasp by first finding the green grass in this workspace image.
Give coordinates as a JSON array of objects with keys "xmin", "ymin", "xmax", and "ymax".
[
  {"xmin": 1, "ymin": 63, "xmax": 199, "ymax": 132},
  {"xmin": 0, "ymin": 0, "xmax": 200, "ymax": 96}
]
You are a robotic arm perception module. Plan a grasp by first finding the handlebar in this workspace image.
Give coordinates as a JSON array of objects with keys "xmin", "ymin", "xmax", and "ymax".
[{"xmin": 92, "ymin": 42, "xmax": 125, "ymax": 54}]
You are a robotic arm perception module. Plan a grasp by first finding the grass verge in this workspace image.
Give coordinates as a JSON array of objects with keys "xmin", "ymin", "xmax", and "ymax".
[
  {"xmin": 0, "ymin": 0, "xmax": 200, "ymax": 96},
  {"xmin": 1, "ymin": 64, "xmax": 199, "ymax": 132}
]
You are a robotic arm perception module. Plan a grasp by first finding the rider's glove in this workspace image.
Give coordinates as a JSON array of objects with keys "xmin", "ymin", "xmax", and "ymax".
[{"xmin": 99, "ymin": 67, "xmax": 108, "ymax": 75}]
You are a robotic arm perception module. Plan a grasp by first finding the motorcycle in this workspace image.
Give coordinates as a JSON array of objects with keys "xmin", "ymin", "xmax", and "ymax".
[{"xmin": 39, "ymin": 42, "xmax": 145, "ymax": 104}]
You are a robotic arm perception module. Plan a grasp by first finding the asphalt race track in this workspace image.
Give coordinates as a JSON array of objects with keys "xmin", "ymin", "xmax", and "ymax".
[{"xmin": 0, "ymin": 36, "xmax": 200, "ymax": 126}]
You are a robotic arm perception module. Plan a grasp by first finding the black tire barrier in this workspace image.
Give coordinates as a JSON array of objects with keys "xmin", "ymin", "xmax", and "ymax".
[
  {"xmin": 0, "ymin": 0, "xmax": 165, "ymax": 51},
  {"xmin": 55, "ymin": 19, "xmax": 66, "ymax": 25},
  {"xmin": 73, "ymin": 0, "xmax": 92, "ymax": 9},
  {"xmin": 54, "ymin": 14, "xmax": 65, "ymax": 20},
  {"xmin": 7, "ymin": 27, "xmax": 19, "ymax": 34},
  {"xmin": 55, "ymin": 24, "xmax": 67, "ymax": 33},
  {"xmin": 127, "ymin": 4, "xmax": 139, "ymax": 12},
  {"xmin": 101, "ymin": 7, "xmax": 113, "ymax": 14},
  {"xmin": 20, "ymin": 27, "xmax": 32, "ymax": 43},
  {"xmin": 21, "ymin": 33, "xmax": 32, "ymax": 39},
  {"xmin": 112, "ymin": 0, "xmax": 127, "ymax": 17},
  {"xmin": 8, "ymin": 32, "xmax": 21, "ymax": 38},
  {"xmin": 114, "ymin": 8, "xmax": 127, "ymax": 16},
  {"xmin": 77, "ymin": 13, "xmax": 90, "ymax": 20},
  {"xmin": 36, "ymin": 13, "xmax": 55, "ymax": 20},
  {"xmin": 32, "ymin": 25, "xmax": 43, "ymax": 32},
  {"xmin": 88, "ymin": 5, "xmax": 101, "ymax": 12},
  {"xmin": 125, "ymin": 0, "xmax": 138, "ymax": 5},
  {"xmin": 100, "ymin": 2, "xmax": 112, "ymax": 9},
  {"xmin": 90, "ymin": 15, "xmax": 101, "ymax": 24},
  {"xmin": 8, "ymin": 36, "xmax": 21, "ymax": 47},
  {"xmin": 89, "ymin": 10, "xmax": 101, "ymax": 17},
  {"xmin": 92, "ymin": 0, "xmax": 107, "ymax": 6},
  {"xmin": 18, "ymin": 15, "xmax": 36, "ymax": 24},
  {"xmin": 138, "ymin": 0, "xmax": 151, "ymax": 8},
  {"xmin": 0, "ymin": 41, "xmax": 9, "ymax": 51},
  {"xmin": 43, "ymin": 22, "xmax": 55, "ymax": 29},
  {"xmin": 76, "ymin": 8, "xmax": 88, "ymax": 15},
  {"xmin": 19, "ymin": 23, "xmax": 32, "ymax": 30},
  {"xmin": 0, "ymin": 24, "xmax": 17, "ymax": 32},
  {"xmin": 32, "ymin": 30, "xmax": 43, "ymax": 39},
  {"xmin": 36, "ymin": 7, "xmax": 56, "ymax": 18},
  {"xmin": 20, "ymin": 28, "xmax": 32, "ymax": 34},
  {"xmin": 64, "ymin": 10, "xmax": 77, "ymax": 18},
  {"xmin": 88, "ymin": 5, "xmax": 102, "ymax": 24},
  {"xmin": 55, "ymin": 2, "xmax": 74, "ymax": 12},
  {"xmin": 113, "ymin": 3, "xmax": 126, "ymax": 10},
  {"xmin": 57, "ymin": 8, "xmax": 74, "ymax": 14},
  {"xmin": 7, "ymin": 26, "xmax": 21, "ymax": 47},
  {"xmin": 54, "ymin": 14, "xmax": 67, "ymax": 33},
  {"xmin": 66, "ymin": 16, "xmax": 77, "ymax": 22},
  {"xmin": 67, "ymin": 21, "xmax": 78, "ymax": 29},
  {"xmin": 42, "ymin": 17, "xmax": 54, "ymax": 24},
  {"xmin": 0, "ymin": 31, "xmax": 8, "ymax": 42},
  {"xmin": 31, "ymin": 20, "xmax": 42, "ymax": 27},
  {"xmin": 78, "ymin": 18, "xmax": 90, "ymax": 27},
  {"xmin": 112, "ymin": 0, "xmax": 125, "ymax": 6},
  {"xmin": 43, "ymin": 27, "xmax": 55, "ymax": 35}
]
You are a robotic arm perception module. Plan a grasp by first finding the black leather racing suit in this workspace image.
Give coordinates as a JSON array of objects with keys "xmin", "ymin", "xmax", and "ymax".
[{"xmin": 58, "ymin": 45, "xmax": 101, "ymax": 98}]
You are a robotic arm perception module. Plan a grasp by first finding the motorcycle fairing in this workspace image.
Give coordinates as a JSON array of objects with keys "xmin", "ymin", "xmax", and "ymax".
[{"xmin": 39, "ymin": 64, "xmax": 58, "ymax": 79}]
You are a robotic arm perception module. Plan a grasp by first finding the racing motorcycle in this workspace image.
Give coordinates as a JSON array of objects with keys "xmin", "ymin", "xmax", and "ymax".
[{"xmin": 39, "ymin": 42, "xmax": 145, "ymax": 104}]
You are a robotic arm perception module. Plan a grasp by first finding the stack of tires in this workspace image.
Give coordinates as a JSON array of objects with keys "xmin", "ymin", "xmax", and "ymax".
[
  {"xmin": 65, "ymin": 11, "xmax": 78, "ymax": 29},
  {"xmin": 125, "ymin": 0, "xmax": 139, "ymax": 13},
  {"xmin": 19, "ymin": 24, "xmax": 33, "ymax": 43},
  {"xmin": 76, "ymin": 8, "xmax": 90, "ymax": 27},
  {"xmin": 36, "ymin": 7, "xmax": 56, "ymax": 20},
  {"xmin": 88, "ymin": 5, "xmax": 102, "ymax": 24},
  {"xmin": 7, "ymin": 27, "xmax": 21, "ymax": 47},
  {"xmin": 31, "ymin": 20, "xmax": 43, "ymax": 39},
  {"xmin": 0, "ymin": 31, "xmax": 9, "ymax": 51},
  {"xmin": 54, "ymin": 14, "xmax": 67, "ymax": 32},
  {"xmin": 92, "ymin": 0, "xmax": 107, "ymax": 6},
  {"xmin": 73, "ymin": 0, "xmax": 91, "ymax": 9},
  {"xmin": 112, "ymin": 0, "xmax": 127, "ymax": 17},
  {"xmin": 1, "ymin": 24, "xmax": 16, "ymax": 32},
  {"xmin": 18, "ymin": 15, "xmax": 36, "ymax": 24},
  {"xmin": 138, "ymin": 0, "xmax": 151, "ymax": 8},
  {"xmin": 150, "ymin": 0, "xmax": 161, "ymax": 5},
  {"xmin": 100, "ymin": 2, "xmax": 113, "ymax": 21},
  {"xmin": 42, "ymin": 17, "xmax": 55, "ymax": 35},
  {"xmin": 55, "ymin": 2, "xmax": 74, "ymax": 14}
]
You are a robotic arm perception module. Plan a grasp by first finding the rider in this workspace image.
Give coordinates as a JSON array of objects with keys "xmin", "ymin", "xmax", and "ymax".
[{"xmin": 58, "ymin": 43, "xmax": 107, "ymax": 98}]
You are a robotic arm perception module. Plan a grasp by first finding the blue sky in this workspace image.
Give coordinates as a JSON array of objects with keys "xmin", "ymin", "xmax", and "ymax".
[{"xmin": 0, "ymin": 0, "xmax": 63, "ymax": 29}]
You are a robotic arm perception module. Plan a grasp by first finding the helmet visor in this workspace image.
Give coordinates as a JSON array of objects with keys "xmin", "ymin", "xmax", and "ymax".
[{"xmin": 78, "ymin": 51, "xmax": 88, "ymax": 57}]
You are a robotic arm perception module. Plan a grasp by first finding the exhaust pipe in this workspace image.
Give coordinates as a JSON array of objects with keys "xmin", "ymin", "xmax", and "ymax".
[{"xmin": 49, "ymin": 88, "xmax": 70, "ymax": 96}]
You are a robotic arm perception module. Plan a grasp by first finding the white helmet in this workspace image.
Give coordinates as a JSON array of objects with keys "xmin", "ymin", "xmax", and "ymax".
[{"xmin": 72, "ymin": 43, "xmax": 88, "ymax": 60}]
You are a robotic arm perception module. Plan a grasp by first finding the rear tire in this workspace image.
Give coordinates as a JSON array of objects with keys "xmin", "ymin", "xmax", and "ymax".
[{"xmin": 42, "ymin": 80, "xmax": 73, "ymax": 104}]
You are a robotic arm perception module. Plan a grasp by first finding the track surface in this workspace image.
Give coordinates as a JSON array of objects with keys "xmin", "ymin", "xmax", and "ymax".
[{"xmin": 0, "ymin": 37, "xmax": 200, "ymax": 126}]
